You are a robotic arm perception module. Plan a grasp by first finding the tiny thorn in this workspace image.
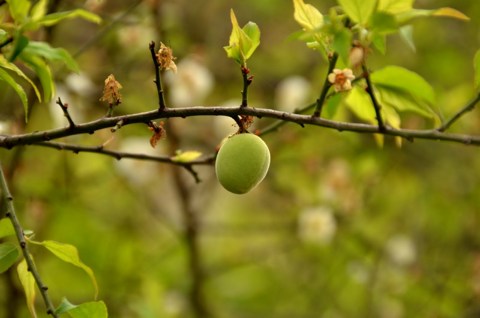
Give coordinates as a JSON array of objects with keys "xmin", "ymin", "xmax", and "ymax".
[
  {"xmin": 42, "ymin": 286, "xmax": 48, "ymax": 291},
  {"xmin": 20, "ymin": 242, "xmax": 26, "ymax": 248}
]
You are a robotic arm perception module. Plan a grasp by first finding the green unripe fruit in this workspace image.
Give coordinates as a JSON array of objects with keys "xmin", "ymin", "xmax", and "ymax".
[{"xmin": 215, "ymin": 133, "xmax": 271, "ymax": 194}]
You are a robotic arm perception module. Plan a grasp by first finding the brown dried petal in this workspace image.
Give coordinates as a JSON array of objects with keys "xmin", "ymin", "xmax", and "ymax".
[
  {"xmin": 156, "ymin": 42, "xmax": 177, "ymax": 73},
  {"xmin": 100, "ymin": 74, "xmax": 123, "ymax": 105}
]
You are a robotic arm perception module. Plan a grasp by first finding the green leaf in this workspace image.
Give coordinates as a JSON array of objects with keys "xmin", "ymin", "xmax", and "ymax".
[
  {"xmin": 0, "ymin": 68, "xmax": 29, "ymax": 118},
  {"xmin": 171, "ymin": 150, "xmax": 202, "ymax": 163},
  {"xmin": 5, "ymin": 0, "xmax": 31, "ymax": 24},
  {"xmin": 474, "ymin": 49, "xmax": 480, "ymax": 90},
  {"xmin": 397, "ymin": 7, "xmax": 469, "ymax": 25},
  {"xmin": 293, "ymin": 0, "xmax": 324, "ymax": 31},
  {"xmin": 337, "ymin": 0, "xmax": 377, "ymax": 25},
  {"xmin": 371, "ymin": 32, "xmax": 387, "ymax": 54},
  {"xmin": 377, "ymin": 0, "xmax": 413, "ymax": 14},
  {"xmin": 23, "ymin": 9, "xmax": 102, "ymax": 31},
  {"xmin": 398, "ymin": 25, "xmax": 416, "ymax": 52},
  {"xmin": 0, "ymin": 55, "xmax": 42, "ymax": 101},
  {"xmin": 370, "ymin": 12, "xmax": 398, "ymax": 34},
  {"xmin": 345, "ymin": 86, "xmax": 376, "ymax": 123},
  {"xmin": 67, "ymin": 301, "xmax": 108, "ymax": 318},
  {"xmin": 17, "ymin": 259, "xmax": 37, "ymax": 318},
  {"xmin": 19, "ymin": 53, "xmax": 55, "ymax": 102},
  {"xmin": 0, "ymin": 218, "xmax": 15, "ymax": 239},
  {"xmin": 376, "ymin": 86, "xmax": 438, "ymax": 121},
  {"xmin": 55, "ymin": 298, "xmax": 79, "ymax": 315},
  {"xmin": 332, "ymin": 28, "xmax": 352, "ymax": 65},
  {"xmin": 370, "ymin": 65, "xmax": 435, "ymax": 105},
  {"xmin": 30, "ymin": 0, "xmax": 48, "ymax": 21},
  {"xmin": 30, "ymin": 240, "xmax": 99, "ymax": 299},
  {"xmin": 23, "ymin": 41, "xmax": 79, "ymax": 72},
  {"xmin": 0, "ymin": 242, "xmax": 19, "ymax": 273},
  {"xmin": 224, "ymin": 9, "xmax": 260, "ymax": 65},
  {"xmin": 9, "ymin": 34, "xmax": 29, "ymax": 62},
  {"xmin": 324, "ymin": 93, "xmax": 344, "ymax": 119}
]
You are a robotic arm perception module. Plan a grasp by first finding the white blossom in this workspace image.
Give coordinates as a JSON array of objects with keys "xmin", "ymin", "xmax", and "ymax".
[{"xmin": 298, "ymin": 206, "xmax": 337, "ymax": 245}]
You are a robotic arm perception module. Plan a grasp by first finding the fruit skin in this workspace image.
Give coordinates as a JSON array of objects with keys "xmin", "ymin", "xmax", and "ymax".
[{"xmin": 215, "ymin": 133, "xmax": 270, "ymax": 194}]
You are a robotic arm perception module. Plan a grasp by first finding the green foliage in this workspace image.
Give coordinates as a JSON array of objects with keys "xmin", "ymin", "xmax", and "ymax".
[
  {"xmin": 337, "ymin": 0, "xmax": 377, "ymax": 25},
  {"xmin": 17, "ymin": 259, "xmax": 37, "ymax": 318},
  {"xmin": 224, "ymin": 9, "xmax": 260, "ymax": 66},
  {"xmin": 56, "ymin": 298, "xmax": 108, "ymax": 318},
  {"xmin": 474, "ymin": 49, "xmax": 480, "ymax": 89},
  {"xmin": 29, "ymin": 239, "xmax": 99, "ymax": 299},
  {"xmin": 0, "ymin": 0, "xmax": 100, "ymax": 120},
  {"xmin": 0, "ymin": 218, "xmax": 15, "ymax": 238},
  {"xmin": 0, "ymin": 242, "xmax": 19, "ymax": 273}
]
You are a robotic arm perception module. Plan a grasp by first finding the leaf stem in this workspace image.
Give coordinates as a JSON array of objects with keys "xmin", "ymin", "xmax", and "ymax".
[
  {"xmin": 149, "ymin": 41, "xmax": 167, "ymax": 110},
  {"xmin": 362, "ymin": 63, "xmax": 385, "ymax": 131},
  {"xmin": 0, "ymin": 163, "xmax": 58, "ymax": 317},
  {"xmin": 437, "ymin": 91, "xmax": 480, "ymax": 132}
]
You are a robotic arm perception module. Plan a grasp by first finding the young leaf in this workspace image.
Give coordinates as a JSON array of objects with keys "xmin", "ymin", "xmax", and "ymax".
[
  {"xmin": 55, "ymin": 298, "xmax": 77, "ymax": 315},
  {"xmin": 9, "ymin": 34, "xmax": 29, "ymax": 62},
  {"xmin": 171, "ymin": 150, "xmax": 202, "ymax": 163},
  {"xmin": 0, "ymin": 242, "xmax": 20, "ymax": 273},
  {"xmin": 337, "ymin": 0, "xmax": 377, "ymax": 25},
  {"xmin": 223, "ymin": 9, "xmax": 260, "ymax": 65},
  {"xmin": 17, "ymin": 259, "xmax": 37, "ymax": 318},
  {"xmin": 345, "ymin": 86, "xmax": 376, "ymax": 123},
  {"xmin": 0, "ymin": 218, "xmax": 15, "ymax": 239},
  {"xmin": 23, "ymin": 41, "xmax": 79, "ymax": 72},
  {"xmin": 293, "ymin": 0, "xmax": 324, "ymax": 31},
  {"xmin": 30, "ymin": 0, "xmax": 48, "ymax": 21},
  {"xmin": 332, "ymin": 28, "xmax": 352, "ymax": 65},
  {"xmin": 23, "ymin": 9, "xmax": 101, "ymax": 31},
  {"xmin": 19, "ymin": 53, "xmax": 55, "ymax": 102},
  {"xmin": 67, "ymin": 301, "xmax": 108, "ymax": 318},
  {"xmin": 397, "ymin": 8, "xmax": 469, "ymax": 25},
  {"xmin": 0, "ymin": 55, "xmax": 41, "ymax": 101},
  {"xmin": 370, "ymin": 65, "xmax": 435, "ymax": 105},
  {"xmin": 30, "ymin": 240, "xmax": 99, "ymax": 299},
  {"xmin": 474, "ymin": 49, "xmax": 480, "ymax": 90},
  {"xmin": 0, "ymin": 68, "xmax": 29, "ymax": 118},
  {"xmin": 377, "ymin": 0, "xmax": 413, "ymax": 14},
  {"xmin": 398, "ymin": 25, "xmax": 416, "ymax": 52},
  {"xmin": 5, "ymin": 0, "xmax": 31, "ymax": 24}
]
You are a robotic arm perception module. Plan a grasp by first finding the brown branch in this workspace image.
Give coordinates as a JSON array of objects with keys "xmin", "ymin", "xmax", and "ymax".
[
  {"xmin": 56, "ymin": 98, "xmax": 76, "ymax": 129},
  {"xmin": 2, "ymin": 105, "xmax": 480, "ymax": 147},
  {"xmin": 313, "ymin": 52, "xmax": 338, "ymax": 117},
  {"xmin": 149, "ymin": 41, "xmax": 167, "ymax": 110}
]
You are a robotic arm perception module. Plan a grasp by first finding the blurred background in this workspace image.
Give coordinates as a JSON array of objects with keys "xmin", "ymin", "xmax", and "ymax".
[{"xmin": 1, "ymin": 0, "xmax": 480, "ymax": 317}]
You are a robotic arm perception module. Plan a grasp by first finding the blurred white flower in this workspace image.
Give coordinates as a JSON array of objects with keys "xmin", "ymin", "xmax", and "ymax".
[
  {"xmin": 275, "ymin": 76, "xmax": 311, "ymax": 111},
  {"xmin": 298, "ymin": 206, "xmax": 337, "ymax": 245},
  {"xmin": 385, "ymin": 234, "xmax": 417, "ymax": 267},
  {"xmin": 165, "ymin": 54, "xmax": 214, "ymax": 107},
  {"xmin": 0, "ymin": 121, "xmax": 11, "ymax": 134},
  {"xmin": 64, "ymin": 73, "xmax": 96, "ymax": 96},
  {"xmin": 114, "ymin": 137, "xmax": 165, "ymax": 187}
]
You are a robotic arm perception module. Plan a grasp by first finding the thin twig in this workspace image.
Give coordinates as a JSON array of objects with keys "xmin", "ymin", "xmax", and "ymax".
[
  {"xmin": 149, "ymin": 41, "xmax": 167, "ymax": 110},
  {"xmin": 437, "ymin": 92, "xmax": 480, "ymax": 132},
  {"xmin": 56, "ymin": 98, "xmax": 76, "ymax": 129},
  {"xmin": 32, "ymin": 141, "xmax": 215, "ymax": 183},
  {"xmin": 240, "ymin": 66, "xmax": 253, "ymax": 107},
  {"xmin": 0, "ymin": 163, "xmax": 58, "ymax": 317},
  {"xmin": 362, "ymin": 63, "xmax": 385, "ymax": 131},
  {"xmin": 313, "ymin": 53, "xmax": 338, "ymax": 117}
]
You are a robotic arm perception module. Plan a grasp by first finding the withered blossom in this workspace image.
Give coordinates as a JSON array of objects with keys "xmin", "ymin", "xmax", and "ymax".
[
  {"xmin": 156, "ymin": 42, "xmax": 177, "ymax": 73},
  {"xmin": 100, "ymin": 74, "xmax": 122, "ymax": 105}
]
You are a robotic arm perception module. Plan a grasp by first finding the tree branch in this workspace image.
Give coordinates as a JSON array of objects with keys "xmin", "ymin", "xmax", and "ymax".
[
  {"xmin": 2, "ymin": 105, "xmax": 480, "ymax": 147},
  {"xmin": 362, "ymin": 63, "xmax": 385, "ymax": 131},
  {"xmin": 437, "ymin": 91, "xmax": 480, "ymax": 132},
  {"xmin": 0, "ymin": 163, "xmax": 58, "ymax": 317}
]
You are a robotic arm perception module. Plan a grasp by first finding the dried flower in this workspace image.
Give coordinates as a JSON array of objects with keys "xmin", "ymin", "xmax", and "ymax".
[
  {"xmin": 148, "ymin": 121, "xmax": 166, "ymax": 148},
  {"xmin": 100, "ymin": 74, "xmax": 122, "ymax": 106},
  {"xmin": 156, "ymin": 42, "xmax": 177, "ymax": 73},
  {"xmin": 328, "ymin": 68, "xmax": 355, "ymax": 92}
]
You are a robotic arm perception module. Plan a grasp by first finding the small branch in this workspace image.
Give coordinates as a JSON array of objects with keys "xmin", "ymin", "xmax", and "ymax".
[
  {"xmin": 240, "ymin": 66, "xmax": 253, "ymax": 107},
  {"xmin": 437, "ymin": 92, "xmax": 480, "ymax": 132},
  {"xmin": 313, "ymin": 52, "xmax": 338, "ymax": 117},
  {"xmin": 0, "ymin": 36, "xmax": 13, "ymax": 51},
  {"xmin": 56, "ymin": 98, "xmax": 76, "ymax": 129},
  {"xmin": 149, "ymin": 41, "xmax": 167, "ymax": 110},
  {"xmin": 362, "ymin": 63, "xmax": 385, "ymax": 131},
  {"xmin": 31, "ymin": 141, "xmax": 215, "ymax": 182},
  {"xmin": 0, "ymin": 163, "xmax": 58, "ymax": 317}
]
